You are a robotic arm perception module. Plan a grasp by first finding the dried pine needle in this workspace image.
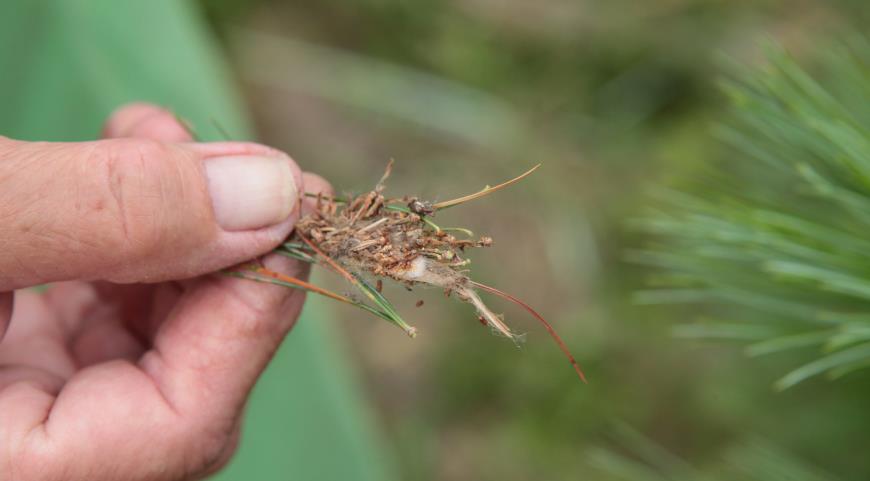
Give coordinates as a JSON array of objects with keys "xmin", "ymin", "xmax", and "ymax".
[{"xmin": 432, "ymin": 163, "xmax": 541, "ymax": 210}]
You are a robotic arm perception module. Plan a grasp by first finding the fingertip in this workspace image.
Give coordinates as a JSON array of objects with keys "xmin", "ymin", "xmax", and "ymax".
[
  {"xmin": 103, "ymin": 103, "xmax": 159, "ymax": 135},
  {"xmin": 301, "ymin": 172, "xmax": 333, "ymax": 214},
  {"xmin": 302, "ymin": 172, "xmax": 333, "ymax": 196},
  {"xmin": 189, "ymin": 142, "xmax": 304, "ymax": 194},
  {"xmin": 195, "ymin": 142, "xmax": 303, "ymax": 233},
  {"xmin": 103, "ymin": 102, "xmax": 193, "ymax": 142}
]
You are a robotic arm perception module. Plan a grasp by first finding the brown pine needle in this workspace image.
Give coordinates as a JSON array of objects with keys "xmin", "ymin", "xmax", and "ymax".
[
  {"xmin": 251, "ymin": 265, "xmax": 352, "ymax": 304},
  {"xmin": 297, "ymin": 232, "xmax": 358, "ymax": 284},
  {"xmin": 303, "ymin": 192, "xmax": 348, "ymax": 203},
  {"xmin": 432, "ymin": 163, "xmax": 541, "ymax": 210},
  {"xmin": 472, "ymin": 280, "xmax": 588, "ymax": 383},
  {"xmin": 376, "ymin": 158, "xmax": 394, "ymax": 192}
]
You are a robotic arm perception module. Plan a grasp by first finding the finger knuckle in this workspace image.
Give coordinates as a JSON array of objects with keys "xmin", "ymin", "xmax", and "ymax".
[
  {"xmin": 173, "ymin": 418, "xmax": 238, "ymax": 477},
  {"xmin": 98, "ymin": 139, "xmax": 168, "ymax": 262},
  {"xmin": 94, "ymin": 139, "xmax": 207, "ymax": 271}
]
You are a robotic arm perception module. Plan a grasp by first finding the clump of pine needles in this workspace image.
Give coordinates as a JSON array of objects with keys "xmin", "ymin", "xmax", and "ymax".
[{"xmin": 231, "ymin": 161, "xmax": 587, "ymax": 383}]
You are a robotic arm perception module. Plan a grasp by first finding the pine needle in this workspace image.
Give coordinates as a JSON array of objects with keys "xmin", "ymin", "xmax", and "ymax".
[
  {"xmin": 433, "ymin": 163, "xmax": 541, "ymax": 210},
  {"xmin": 636, "ymin": 41, "xmax": 870, "ymax": 387},
  {"xmin": 472, "ymin": 280, "xmax": 588, "ymax": 383},
  {"xmin": 247, "ymin": 265, "xmax": 353, "ymax": 304},
  {"xmin": 229, "ymin": 268, "xmax": 406, "ymax": 325}
]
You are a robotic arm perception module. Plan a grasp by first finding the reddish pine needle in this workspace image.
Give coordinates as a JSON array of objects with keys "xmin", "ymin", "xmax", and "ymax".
[
  {"xmin": 252, "ymin": 265, "xmax": 352, "ymax": 304},
  {"xmin": 472, "ymin": 281, "xmax": 587, "ymax": 383}
]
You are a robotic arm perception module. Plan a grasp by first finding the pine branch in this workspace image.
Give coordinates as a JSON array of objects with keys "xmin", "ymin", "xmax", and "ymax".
[{"xmin": 635, "ymin": 38, "xmax": 870, "ymax": 388}]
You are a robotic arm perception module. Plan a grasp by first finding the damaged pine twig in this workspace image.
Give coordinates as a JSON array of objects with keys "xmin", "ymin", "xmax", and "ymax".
[{"xmin": 228, "ymin": 162, "xmax": 587, "ymax": 383}]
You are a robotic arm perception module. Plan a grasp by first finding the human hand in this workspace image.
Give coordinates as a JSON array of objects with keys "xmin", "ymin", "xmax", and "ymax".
[{"xmin": 0, "ymin": 103, "xmax": 329, "ymax": 480}]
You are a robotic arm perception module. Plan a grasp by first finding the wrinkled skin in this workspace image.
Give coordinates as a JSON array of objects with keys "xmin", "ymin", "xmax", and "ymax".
[{"xmin": 0, "ymin": 103, "xmax": 330, "ymax": 480}]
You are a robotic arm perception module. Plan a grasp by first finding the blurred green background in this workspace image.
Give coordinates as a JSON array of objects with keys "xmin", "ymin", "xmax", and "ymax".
[
  {"xmin": 9, "ymin": 1, "xmax": 862, "ymax": 479},
  {"xmin": 188, "ymin": 1, "xmax": 870, "ymax": 480}
]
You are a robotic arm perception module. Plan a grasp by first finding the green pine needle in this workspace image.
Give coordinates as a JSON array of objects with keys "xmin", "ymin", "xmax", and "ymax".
[{"xmin": 635, "ymin": 38, "xmax": 870, "ymax": 388}]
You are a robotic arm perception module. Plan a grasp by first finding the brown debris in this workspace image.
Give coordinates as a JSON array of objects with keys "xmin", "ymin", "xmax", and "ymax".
[
  {"xmin": 295, "ymin": 195, "xmax": 492, "ymax": 291},
  {"xmin": 291, "ymin": 171, "xmax": 516, "ymax": 341}
]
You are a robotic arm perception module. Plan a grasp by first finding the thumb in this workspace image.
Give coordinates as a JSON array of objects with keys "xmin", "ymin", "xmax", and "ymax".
[{"xmin": 0, "ymin": 136, "xmax": 302, "ymax": 289}]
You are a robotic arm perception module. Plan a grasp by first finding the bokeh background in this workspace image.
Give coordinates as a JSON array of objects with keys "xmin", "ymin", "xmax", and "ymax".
[{"xmin": 193, "ymin": 1, "xmax": 869, "ymax": 479}]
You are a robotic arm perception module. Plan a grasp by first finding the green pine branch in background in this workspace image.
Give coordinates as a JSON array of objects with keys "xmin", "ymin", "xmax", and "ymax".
[
  {"xmin": 588, "ymin": 424, "xmax": 837, "ymax": 481},
  {"xmin": 631, "ymin": 37, "xmax": 870, "ymax": 389}
]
